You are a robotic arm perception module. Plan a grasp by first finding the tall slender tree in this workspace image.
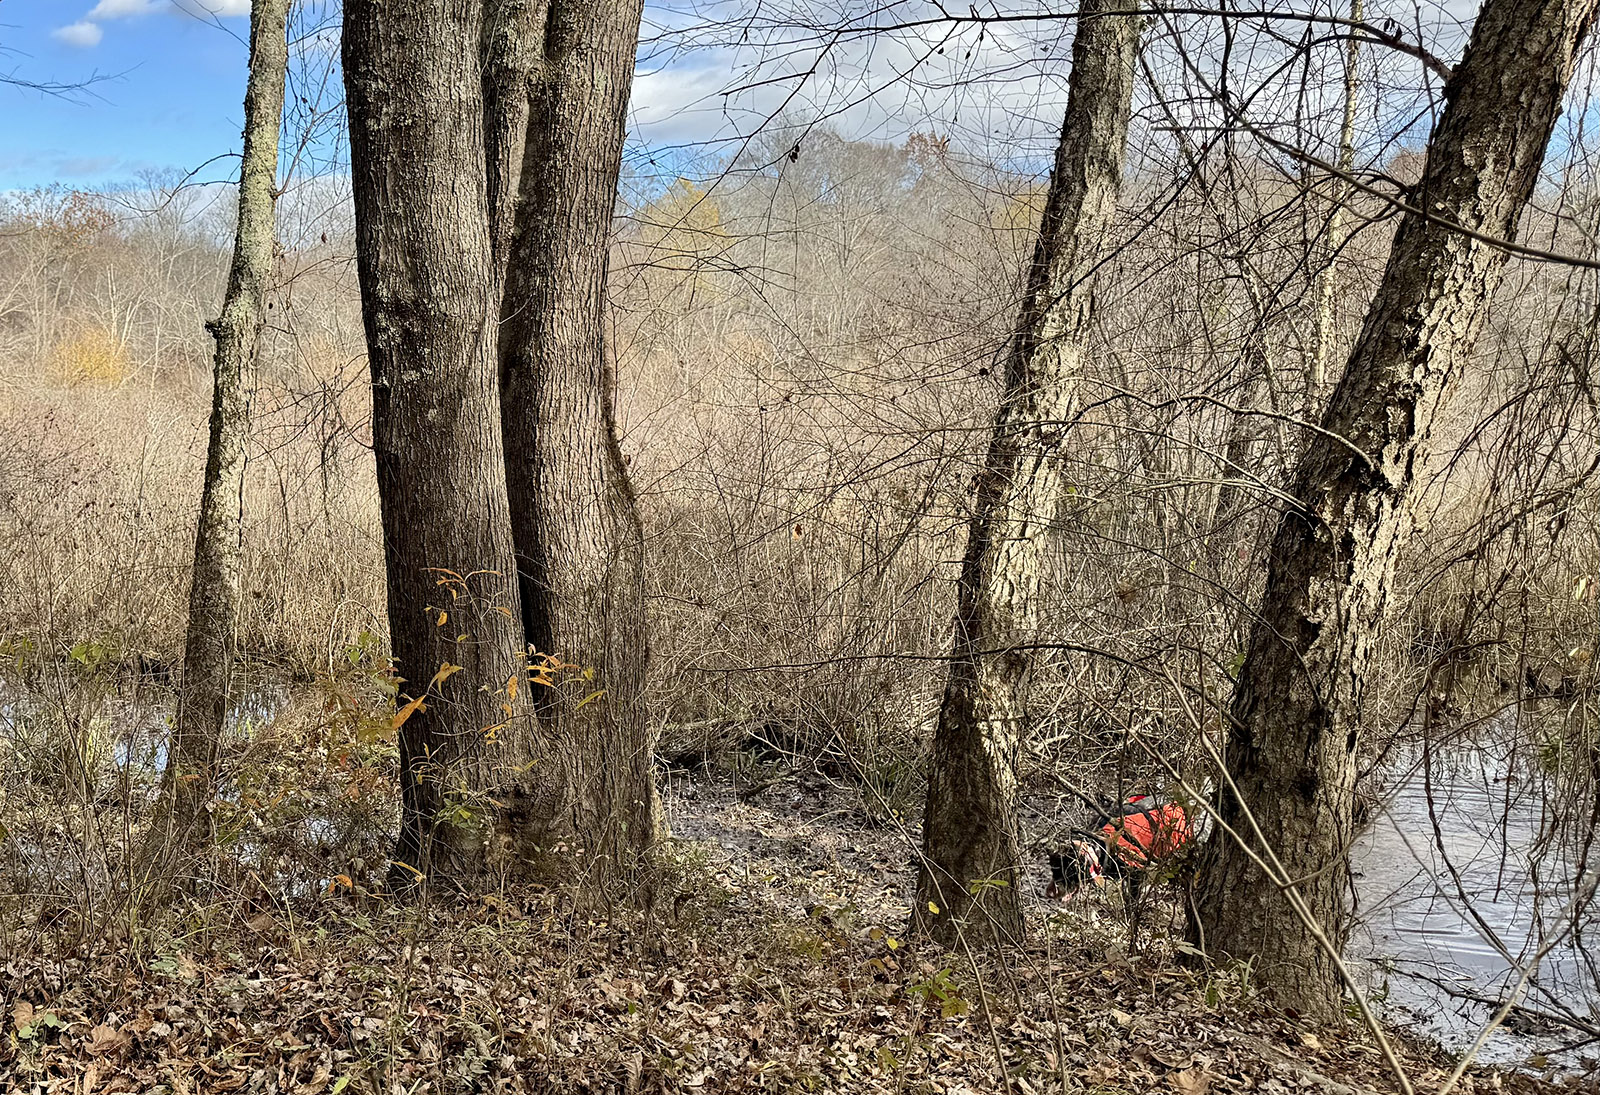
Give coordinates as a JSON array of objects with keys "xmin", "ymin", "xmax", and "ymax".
[
  {"xmin": 916, "ymin": 0, "xmax": 1143, "ymax": 947},
  {"xmin": 1192, "ymin": 0, "xmax": 1599, "ymax": 1020},
  {"xmin": 1307, "ymin": 0, "xmax": 1364, "ymax": 413},
  {"xmin": 343, "ymin": 0, "xmax": 534, "ymax": 885},
  {"xmin": 142, "ymin": 0, "xmax": 290, "ymax": 891},
  {"xmin": 498, "ymin": 0, "xmax": 660, "ymax": 887}
]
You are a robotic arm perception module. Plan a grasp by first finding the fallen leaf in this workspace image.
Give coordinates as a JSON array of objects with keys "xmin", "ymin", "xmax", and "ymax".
[
  {"xmin": 89, "ymin": 1023, "xmax": 131, "ymax": 1055},
  {"xmin": 1172, "ymin": 1065, "xmax": 1215, "ymax": 1095}
]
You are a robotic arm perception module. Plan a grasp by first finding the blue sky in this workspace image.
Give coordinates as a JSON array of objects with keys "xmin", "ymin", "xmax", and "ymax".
[
  {"xmin": 0, "ymin": 0, "xmax": 1134, "ymax": 192},
  {"xmin": 0, "ymin": 0, "xmax": 773, "ymax": 191},
  {"xmin": 0, "ymin": 0, "xmax": 261, "ymax": 188},
  {"xmin": 0, "ymin": 1, "xmax": 1482, "ymax": 193},
  {"xmin": 0, "ymin": 0, "xmax": 972, "ymax": 191}
]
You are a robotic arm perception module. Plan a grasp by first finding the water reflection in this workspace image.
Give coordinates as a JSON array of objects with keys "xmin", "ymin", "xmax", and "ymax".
[
  {"xmin": 1352, "ymin": 730, "xmax": 1599, "ymax": 1068},
  {"xmin": 0, "ymin": 677, "xmax": 295, "ymax": 888},
  {"xmin": 0, "ymin": 679, "xmax": 289, "ymax": 777}
]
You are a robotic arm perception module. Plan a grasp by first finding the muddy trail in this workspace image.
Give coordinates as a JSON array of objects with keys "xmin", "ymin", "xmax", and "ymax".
[{"xmin": 2, "ymin": 766, "xmax": 1580, "ymax": 1095}]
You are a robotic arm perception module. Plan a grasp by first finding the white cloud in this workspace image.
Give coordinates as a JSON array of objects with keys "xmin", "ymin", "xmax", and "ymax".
[
  {"xmin": 78, "ymin": 0, "xmax": 251, "ymax": 26},
  {"xmin": 51, "ymin": 20, "xmax": 105, "ymax": 47},
  {"xmin": 172, "ymin": 0, "xmax": 252, "ymax": 16},
  {"xmin": 59, "ymin": 0, "xmax": 249, "ymax": 52},
  {"xmin": 86, "ymin": 0, "xmax": 162, "ymax": 17}
]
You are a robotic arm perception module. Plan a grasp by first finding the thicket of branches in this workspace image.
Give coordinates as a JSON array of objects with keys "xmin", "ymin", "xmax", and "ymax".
[{"xmin": 0, "ymin": 0, "xmax": 1597, "ymax": 1063}]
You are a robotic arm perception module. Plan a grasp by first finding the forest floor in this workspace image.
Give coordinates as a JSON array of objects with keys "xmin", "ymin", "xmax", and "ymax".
[{"xmin": 2, "ymin": 764, "xmax": 1581, "ymax": 1095}]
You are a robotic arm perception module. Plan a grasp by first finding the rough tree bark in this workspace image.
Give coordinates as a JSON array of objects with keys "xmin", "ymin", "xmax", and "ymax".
[
  {"xmin": 344, "ymin": 0, "xmax": 535, "ymax": 886},
  {"xmin": 481, "ymin": 0, "xmax": 546, "ymax": 266},
  {"xmin": 497, "ymin": 0, "xmax": 660, "ymax": 888},
  {"xmin": 915, "ymin": 0, "xmax": 1142, "ymax": 947},
  {"xmin": 141, "ymin": 0, "xmax": 290, "ymax": 891},
  {"xmin": 1192, "ymin": 0, "xmax": 1598, "ymax": 1021}
]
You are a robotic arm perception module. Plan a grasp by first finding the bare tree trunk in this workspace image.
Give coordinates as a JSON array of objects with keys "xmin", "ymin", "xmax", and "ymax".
[
  {"xmin": 1210, "ymin": 307, "xmax": 1277, "ymax": 537},
  {"xmin": 140, "ymin": 0, "xmax": 289, "ymax": 893},
  {"xmin": 1192, "ymin": 0, "xmax": 1598, "ymax": 1021},
  {"xmin": 344, "ymin": 0, "xmax": 535, "ymax": 887},
  {"xmin": 498, "ymin": 0, "xmax": 660, "ymax": 889},
  {"xmin": 915, "ymin": 0, "xmax": 1142, "ymax": 947},
  {"xmin": 1307, "ymin": 0, "xmax": 1363, "ymax": 411}
]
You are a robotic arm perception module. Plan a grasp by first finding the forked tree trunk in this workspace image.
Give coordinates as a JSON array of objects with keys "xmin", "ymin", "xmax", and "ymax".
[
  {"xmin": 915, "ymin": 0, "xmax": 1142, "ymax": 947},
  {"xmin": 481, "ymin": 0, "xmax": 546, "ymax": 264},
  {"xmin": 141, "ymin": 0, "xmax": 289, "ymax": 893},
  {"xmin": 1192, "ymin": 0, "xmax": 1598, "ymax": 1021},
  {"xmin": 498, "ymin": 0, "xmax": 660, "ymax": 887},
  {"xmin": 344, "ymin": 0, "xmax": 534, "ymax": 887}
]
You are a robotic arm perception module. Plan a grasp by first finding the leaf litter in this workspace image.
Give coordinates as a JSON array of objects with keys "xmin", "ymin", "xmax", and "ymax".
[{"xmin": 2, "ymin": 767, "xmax": 1584, "ymax": 1094}]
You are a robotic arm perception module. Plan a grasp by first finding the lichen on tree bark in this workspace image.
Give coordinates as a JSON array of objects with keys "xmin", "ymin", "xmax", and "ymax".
[
  {"xmin": 916, "ymin": 0, "xmax": 1144, "ymax": 948},
  {"xmin": 1191, "ymin": 0, "xmax": 1600, "ymax": 1022}
]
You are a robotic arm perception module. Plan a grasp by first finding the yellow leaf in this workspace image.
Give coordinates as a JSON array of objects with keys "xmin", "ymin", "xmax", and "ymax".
[
  {"xmin": 391, "ymin": 694, "xmax": 427, "ymax": 732},
  {"xmin": 574, "ymin": 689, "xmax": 607, "ymax": 711},
  {"xmin": 506, "ymin": 672, "xmax": 519, "ymax": 701},
  {"xmin": 391, "ymin": 859, "xmax": 425, "ymax": 880},
  {"xmin": 436, "ymin": 611, "xmax": 448, "ymax": 626},
  {"xmin": 927, "ymin": 901, "xmax": 940, "ymax": 914},
  {"xmin": 428, "ymin": 662, "xmax": 464, "ymax": 690}
]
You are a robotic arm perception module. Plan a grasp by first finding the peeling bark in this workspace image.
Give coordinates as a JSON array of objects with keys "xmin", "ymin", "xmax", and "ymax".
[
  {"xmin": 915, "ymin": 0, "xmax": 1142, "ymax": 947},
  {"xmin": 1192, "ymin": 0, "xmax": 1598, "ymax": 1020},
  {"xmin": 141, "ymin": 0, "xmax": 290, "ymax": 893}
]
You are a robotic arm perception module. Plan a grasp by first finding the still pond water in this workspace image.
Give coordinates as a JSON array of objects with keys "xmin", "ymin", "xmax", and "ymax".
[{"xmin": 1351, "ymin": 733, "xmax": 1598, "ymax": 1069}]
